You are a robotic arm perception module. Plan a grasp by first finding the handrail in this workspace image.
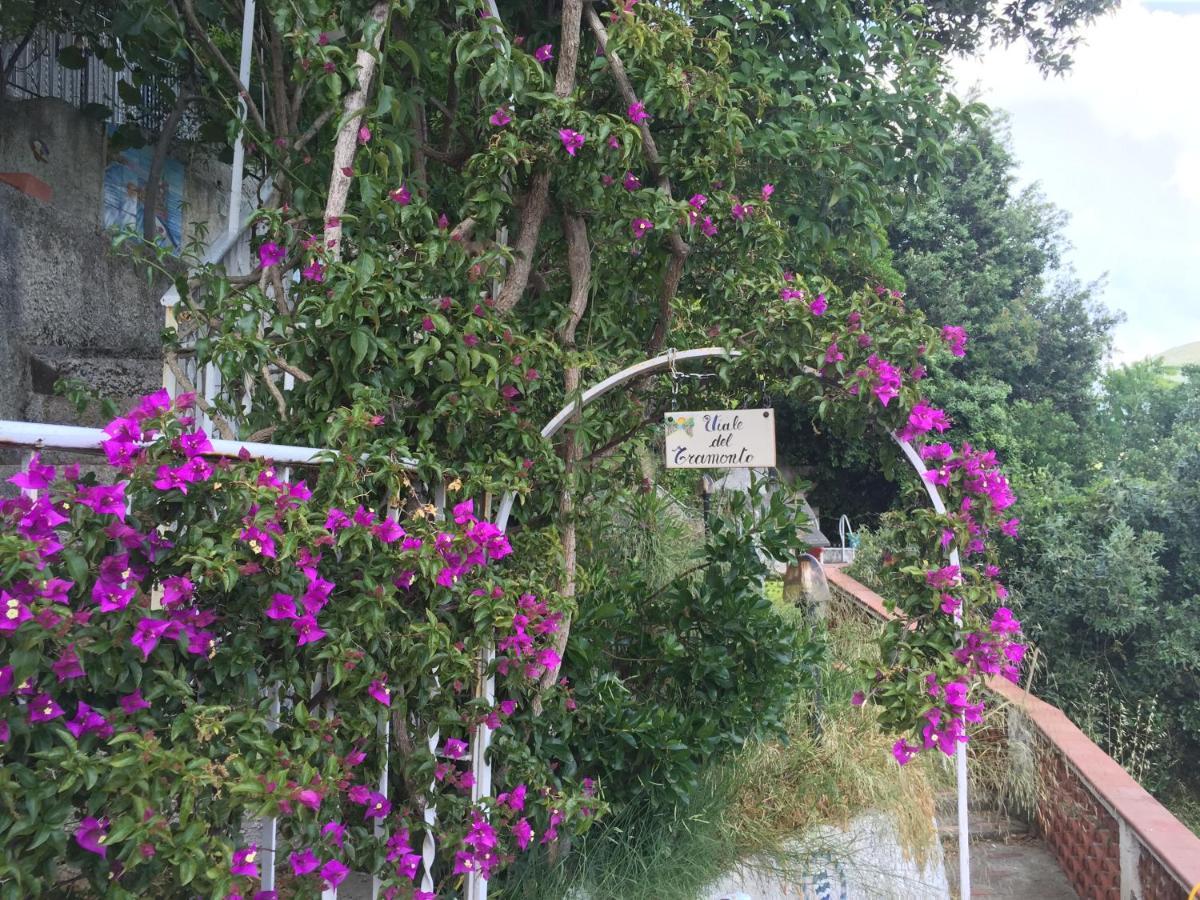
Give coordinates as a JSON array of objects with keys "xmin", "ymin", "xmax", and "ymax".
[{"xmin": 0, "ymin": 419, "xmax": 420, "ymax": 470}]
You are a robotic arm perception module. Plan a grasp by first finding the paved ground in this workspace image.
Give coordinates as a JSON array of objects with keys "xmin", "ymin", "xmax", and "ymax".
[
  {"xmin": 940, "ymin": 804, "xmax": 1077, "ymax": 900},
  {"xmin": 963, "ymin": 837, "xmax": 1078, "ymax": 899}
]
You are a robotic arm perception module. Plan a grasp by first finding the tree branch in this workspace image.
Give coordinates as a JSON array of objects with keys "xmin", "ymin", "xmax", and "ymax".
[
  {"xmin": 292, "ymin": 106, "xmax": 336, "ymax": 153},
  {"xmin": 494, "ymin": 0, "xmax": 585, "ymax": 314},
  {"xmin": 165, "ymin": 353, "xmax": 236, "ymax": 440},
  {"xmin": 323, "ymin": 1, "xmax": 389, "ymax": 261},
  {"xmin": 178, "ymin": 0, "xmax": 267, "ymax": 132},
  {"xmin": 142, "ymin": 88, "xmax": 195, "ymax": 243},
  {"xmin": 270, "ymin": 356, "xmax": 312, "ymax": 383},
  {"xmin": 263, "ymin": 8, "xmax": 291, "ymax": 137},
  {"xmin": 260, "ymin": 365, "xmax": 288, "ymax": 417},
  {"xmin": 581, "ymin": 401, "xmax": 666, "ymax": 465},
  {"xmin": 584, "ymin": 3, "xmax": 689, "ymax": 353},
  {"xmin": 245, "ymin": 425, "xmax": 277, "ymax": 442},
  {"xmin": 532, "ymin": 212, "xmax": 591, "ymax": 711},
  {"xmin": 0, "ymin": 22, "xmax": 38, "ymax": 96}
]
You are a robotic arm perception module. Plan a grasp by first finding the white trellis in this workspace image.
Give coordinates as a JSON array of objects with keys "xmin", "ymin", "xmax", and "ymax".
[
  {"xmin": 1, "ymin": 343, "xmax": 971, "ymax": 898},
  {"xmin": 0, "ymin": 420, "xmax": 429, "ymax": 898},
  {"xmin": 466, "ymin": 346, "xmax": 972, "ymax": 900}
]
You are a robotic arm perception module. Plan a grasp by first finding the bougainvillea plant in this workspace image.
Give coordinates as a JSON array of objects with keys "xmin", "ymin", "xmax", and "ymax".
[
  {"xmin": 0, "ymin": 0, "xmax": 1088, "ymax": 888},
  {"xmin": 0, "ymin": 391, "xmax": 599, "ymax": 898}
]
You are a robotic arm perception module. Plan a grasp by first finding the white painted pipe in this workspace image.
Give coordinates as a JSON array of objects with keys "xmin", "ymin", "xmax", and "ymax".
[
  {"xmin": 0, "ymin": 419, "xmax": 419, "ymax": 469},
  {"xmin": 470, "ymin": 347, "xmax": 739, "ymax": 900},
  {"xmin": 895, "ymin": 435, "xmax": 970, "ymax": 899},
  {"xmin": 227, "ymin": 0, "xmax": 256, "ymax": 241},
  {"xmin": 472, "ymin": 351, "xmax": 974, "ymax": 898}
]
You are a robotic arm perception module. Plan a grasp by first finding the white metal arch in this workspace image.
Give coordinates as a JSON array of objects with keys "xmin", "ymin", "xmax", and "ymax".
[{"xmin": 469, "ymin": 346, "xmax": 970, "ymax": 900}]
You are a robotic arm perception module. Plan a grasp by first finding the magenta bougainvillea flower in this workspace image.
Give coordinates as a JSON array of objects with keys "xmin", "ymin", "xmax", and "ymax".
[
  {"xmin": 892, "ymin": 739, "xmax": 917, "ymax": 765},
  {"xmin": 731, "ymin": 200, "xmax": 752, "ymax": 221},
  {"xmin": 925, "ymin": 565, "xmax": 961, "ymax": 590},
  {"xmin": 301, "ymin": 261, "xmax": 325, "ymax": 282},
  {"xmin": 28, "ymin": 693, "xmax": 64, "ymax": 723},
  {"xmin": 630, "ymin": 218, "xmax": 654, "ymax": 239},
  {"xmin": 321, "ymin": 859, "xmax": 350, "ymax": 888},
  {"xmin": 761, "ymin": 183, "xmax": 775, "ymax": 200},
  {"xmin": 559, "ymin": 129, "xmax": 585, "ymax": 156},
  {"xmin": 863, "ymin": 355, "xmax": 902, "ymax": 406},
  {"xmin": 368, "ymin": 679, "xmax": 391, "ymax": 706},
  {"xmin": 65, "ymin": 701, "xmax": 112, "ymax": 739},
  {"xmin": 265, "ymin": 594, "xmax": 298, "ymax": 620},
  {"xmin": 239, "ymin": 526, "xmax": 277, "ymax": 558},
  {"xmin": 258, "ymin": 242, "xmax": 286, "ymax": 269},
  {"xmin": 74, "ymin": 817, "xmax": 109, "ymax": 857},
  {"xmin": 291, "ymin": 848, "xmax": 320, "ymax": 876},
  {"xmin": 322, "ymin": 821, "xmax": 347, "ymax": 849},
  {"xmin": 443, "ymin": 737, "xmax": 468, "ymax": 759},
  {"xmin": 161, "ymin": 575, "xmax": 194, "ymax": 607},
  {"xmin": 622, "ymin": 171, "xmax": 641, "ymax": 191},
  {"xmin": 389, "ymin": 185, "xmax": 412, "ymax": 205},
  {"xmin": 119, "ymin": 690, "xmax": 150, "ymax": 714},
  {"xmin": 52, "ymin": 644, "xmax": 85, "ymax": 681},
  {"xmin": 231, "ymin": 845, "xmax": 260, "ymax": 878},
  {"xmin": 363, "ymin": 792, "xmax": 392, "ymax": 819},
  {"xmin": 627, "ymin": 101, "xmax": 650, "ymax": 124},
  {"xmin": 292, "ymin": 614, "xmax": 327, "ymax": 646},
  {"xmin": 7, "ymin": 452, "xmax": 55, "ymax": 490},
  {"xmin": 374, "ymin": 519, "xmax": 405, "ymax": 543},
  {"xmin": 489, "ymin": 106, "xmax": 511, "ymax": 127},
  {"xmin": 358, "ymin": 124, "xmax": 371, "ymax": 144},
  {"xmin": 1, "ymin": 592, "xmax": 31, "ymax": 633},
  {"xmin": 808, "ymin": 293, "xmax": 828, "ymax": 316},
  {"xmin": 534, "ymin": 43, "xmax": 553, "ymax": 62},
  {"xmin": 897, "ymin": 402, "xmax": 951, "ymax": 441},
  {"xmin": 941, "ymin": 324, "xmax": 968, "ymax": 356}
]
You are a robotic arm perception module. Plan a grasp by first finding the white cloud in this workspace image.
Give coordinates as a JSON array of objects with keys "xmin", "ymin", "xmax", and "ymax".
[
  {"xmin": 1172, "ymin": 150, "xmax": 1200, "ymax": 203},
  {"xmin": 953, "ymin": 1, "xmax": 1200, "ymax": 205},
  {"xmin": 949, "ymin": 1, "xmax": 1200, "ymax": 362}
]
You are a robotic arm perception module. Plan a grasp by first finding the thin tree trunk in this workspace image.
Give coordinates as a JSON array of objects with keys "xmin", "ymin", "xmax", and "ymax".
[
  {"xmin": 0, "ymin": 22, "xmax": 38, "ymax": 98},
  {"xmin": 585, "ymin": 4, "xmax": 689, "ymax": 353},
  {"xmin": 323, "ymin": 0, "xmax": 389, "ymax": 261},
  {"xmin": 494, "ymin": 0, "xmax": 585, "ymax": 313},
  {"xmin": 142, "ymin": 88, "xmax": 194, "ymax": 244},
  {"xmin": 534, "ymin": 213, "xmax": 591, "ymax": 709}
]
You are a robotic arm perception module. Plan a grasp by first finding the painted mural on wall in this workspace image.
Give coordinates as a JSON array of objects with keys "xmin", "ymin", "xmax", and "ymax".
[{"xmin": 102, "ymin": 127, "xmax": 184, "ymax": 251}]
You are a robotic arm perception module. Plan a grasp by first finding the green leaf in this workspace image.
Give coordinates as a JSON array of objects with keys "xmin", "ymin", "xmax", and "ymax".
[{"xmin": 57, "ymin": 46, "xmax": 87, "ymax": 69}]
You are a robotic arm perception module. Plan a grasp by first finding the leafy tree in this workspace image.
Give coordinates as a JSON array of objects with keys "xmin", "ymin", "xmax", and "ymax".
[
  {"xmin": 0, "ymin": 0, "xmax": 1121, "ymax": 890},
  {"xmin": 888, "ymin": 115, "xmax": 1119, "ymax": 426}
]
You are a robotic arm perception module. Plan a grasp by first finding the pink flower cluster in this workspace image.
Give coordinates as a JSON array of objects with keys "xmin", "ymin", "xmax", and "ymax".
[
  {"xmin": 496, "ymin": 593, "xmax": 563, "ymax": 680},
  {"xmin": 920, "ymin": 442, "xmax": 1016, "ymax": 513},
  {"xmin": 855, "ymin": 355, "xmax": 902, "ymax": 406}
]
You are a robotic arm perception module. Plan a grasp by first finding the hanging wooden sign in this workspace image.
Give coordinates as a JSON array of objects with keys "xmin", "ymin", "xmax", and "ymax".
[{"xmin": 663, "ymin": 408, "xmax": 776, "ymax": 469}]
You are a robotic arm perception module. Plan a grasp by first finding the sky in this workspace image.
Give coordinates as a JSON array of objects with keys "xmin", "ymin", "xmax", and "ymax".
[{"xmin": 951, "ymin": 0, "xmax": 1200, "ymax": 365}]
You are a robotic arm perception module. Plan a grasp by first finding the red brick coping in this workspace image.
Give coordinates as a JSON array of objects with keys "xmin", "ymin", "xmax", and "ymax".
[{"xmin": 825, "ymin": 565, "xmax": 1200, "ymax": 900}]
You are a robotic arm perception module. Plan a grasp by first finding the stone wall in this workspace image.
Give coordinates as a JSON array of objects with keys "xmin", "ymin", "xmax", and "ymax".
[
  {"xmin": 0, "ymin": 96, "xmax": 244, "ymax": 426},
  {"xmin": 825, "ymin": 567, "xmax": 1200, "ymax": 900}
]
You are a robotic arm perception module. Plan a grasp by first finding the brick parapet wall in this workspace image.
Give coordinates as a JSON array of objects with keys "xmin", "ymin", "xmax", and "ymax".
[{"xmin": 825, "ymin": 566, "xmax": 1200, "ymax": 900}]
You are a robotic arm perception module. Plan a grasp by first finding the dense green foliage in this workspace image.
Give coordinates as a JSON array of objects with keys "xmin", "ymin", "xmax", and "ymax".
[
  {"xmin": 0, "ymin": 0, "xmax": 1122, "ymax": 893},
  {"xmin": 844, "ymin": 113, "xmax": 1199, "ymax": 821},
  {"xmin": 563, "ymin": 484, "xmax": 821, "ymax": 808}
]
